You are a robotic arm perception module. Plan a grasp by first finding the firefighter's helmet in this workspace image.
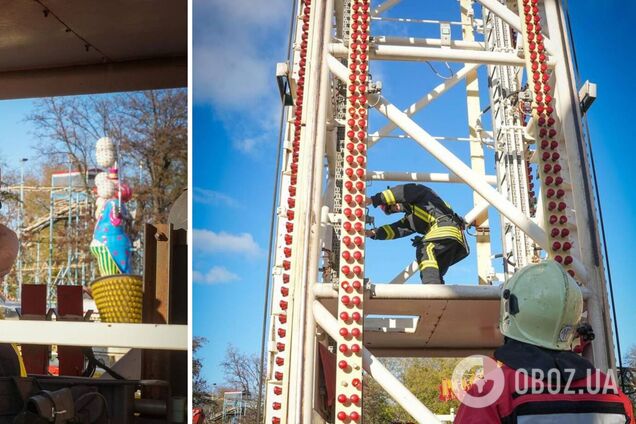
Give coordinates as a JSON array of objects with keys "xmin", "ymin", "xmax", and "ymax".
[{"xmin": 500, "ymin": 260, "xmax": 583, "ymax": 351}]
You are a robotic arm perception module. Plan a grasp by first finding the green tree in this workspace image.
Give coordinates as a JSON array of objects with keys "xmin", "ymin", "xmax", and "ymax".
[
  {"xmin": 361, "ymin": 357, "xmax": 461, "ymax": 422},
  {"xmin": 363, "ymin": 374, "xmax": 396, "ymax": 424}
]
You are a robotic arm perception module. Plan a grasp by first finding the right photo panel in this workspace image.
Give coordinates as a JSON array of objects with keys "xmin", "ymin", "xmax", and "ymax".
[{"xmin": 192, "ymin": 1, "xmax": 636, "ymax": 422}]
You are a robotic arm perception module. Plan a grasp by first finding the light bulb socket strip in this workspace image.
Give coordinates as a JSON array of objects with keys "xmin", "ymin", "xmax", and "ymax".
[
  {"xmin": 334, "ymin": 0, "xmax": 370, "ymax": 422},
  {"xmin": 519, "ymin": 0, "xmax": 576, "ymax": 277},
  {"xmin": 267, "ymin": 1, "xmax": 314, "ymax": 423}
]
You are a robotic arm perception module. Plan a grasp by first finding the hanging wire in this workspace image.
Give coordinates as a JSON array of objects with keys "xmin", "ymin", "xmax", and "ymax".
[
  {"xmin": 563, "ymin": 0, "xmax": 625, "ymax": 389},
  {"xmin": 34, "ymin": 0, "xmax": 112, "ymax": 62},
  {"xmin": 425, "ymin": 61, "xmax": 455, "ymax": 80},
  {"xmin": 256, "ymin": 1, "xmax": 299, "ymax": 422}
]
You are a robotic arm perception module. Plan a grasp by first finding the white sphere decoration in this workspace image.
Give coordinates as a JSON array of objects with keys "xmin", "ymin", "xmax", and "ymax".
[
  {"xmin": 95, "ymin": 172, "xmax": 116, "ymax": 199},
  {"xmin": 94, "ymin": 172, "xmax": 108, "ymax": 190},
  {"xmin": 96, "ymin": 137, "xmax": 116, "ymax": 168}
]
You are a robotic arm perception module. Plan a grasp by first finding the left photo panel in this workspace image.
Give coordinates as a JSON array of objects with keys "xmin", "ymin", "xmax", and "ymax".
[{"xmin": 0, "ymin": 2, "xmax": 188, "ymax": 423}]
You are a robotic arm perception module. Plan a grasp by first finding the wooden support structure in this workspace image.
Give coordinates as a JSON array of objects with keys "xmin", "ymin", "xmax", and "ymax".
[{"xmin": 142, "ymin": 218, "xmax": 188, "ymax": 401}]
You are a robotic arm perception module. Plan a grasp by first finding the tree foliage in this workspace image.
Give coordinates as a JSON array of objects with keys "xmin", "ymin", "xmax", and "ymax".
[
  {"xmin": 193, "ymin": 336, "xmax": 210, "ymax": 407},
  {"xmin": 27, "ymin": 89, "xmax": 187, "ymax": 226},
  {"xmin": 363, "ymin": 358, "xmax": 460, "ymax": 422},
  {"xmin": 0, "ymin": 90, "xmax": 189, "ymax": 291},
  {"xmin": 219, "ymin": 344, "xmax": 264, "ymax": 422}
]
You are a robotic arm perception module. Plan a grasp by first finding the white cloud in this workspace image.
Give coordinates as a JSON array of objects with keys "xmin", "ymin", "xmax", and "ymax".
[
  {"xmin": 193, "ymin": 0, "xmax": 289, "ymax": 155},
  {"xmin": 232, "ymin": 133, "xmax": 273, "ymax": 155},
  {"xmin": 193, "ymin": 266, "xmax": 240, "ymax": 285},
  {"xmin": 193, "ymin": 229, "xmax": 262, "ymax": 257},
  {"xmin": 194, "ymin": 44, "xmax": 273, "ymax": 108},
  {"xmin": 193, "ymin": 0, "xmax": 288, "ymax": 107},
  {"xmin": 193, "ymin": 188, "xmax": 239, "ymax": 207}
]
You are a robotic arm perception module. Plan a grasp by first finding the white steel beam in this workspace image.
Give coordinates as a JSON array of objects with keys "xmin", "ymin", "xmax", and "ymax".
[
  {"xmin": 372, "ymin": 0, "xmax": 402, "ymax": 16},
  {"xmin": 313, "ymin": 301, "xmax": 442, "ymax": 424},
  {"xmin": 373, "ymin": 36, "xmax": 485, "ymax": 50},
  {"xmin": 329, "ymin": 43, "xmax": 528, "ymax": 66},
  {"xmin": 462, "ymin": 0, "xmax": 492, "ymax": 285},
  {"xmin": 369, "ymin": 63, "xmax": 480, "ymax": 147},
  {"xmin": 0, "ymin": 321, "xmax": 187, "ymax": 350},
  {"xmin": 465, "ymin": 199, "xmax": 491, "ymax": 226},
  {"xmin": 543, "ymin": 0, "xmax": 612, "ymax": 372},
  {"xmin": 313, "ymin": 283, "xmax": 590, "ymax": 300},
  {"xmin": 314, "ymin": 283, "xmax": 501, "ymax": 300},
  {"xmin": 301, "ymin": 0, "xmax": 333, "ymax": 420},
  {"xmin": 367, "ymin": 170, "xmax": 497, "ymax": 185},
  {"xmin": 474, "ymin": 0, "xmax": 555, "ymax": 55}
]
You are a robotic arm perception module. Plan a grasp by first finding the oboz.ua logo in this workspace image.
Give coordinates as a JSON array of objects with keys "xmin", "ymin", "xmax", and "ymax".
[
  {"xmin": 451, "ymin": 355, "xmax": 619, "ymax": 408},
  {"xmin": 451, "ymin": 355, "xmax": 505, "ymax": 408}
]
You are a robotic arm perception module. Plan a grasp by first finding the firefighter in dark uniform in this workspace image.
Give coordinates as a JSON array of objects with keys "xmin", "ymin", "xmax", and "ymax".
[
  {"xmin": 365, "ymin": 183, "xmax": 469, "ymax": 284},
  {"xmin": 455, "ymin": 261, "xmax": 634, "ymax": 423}
]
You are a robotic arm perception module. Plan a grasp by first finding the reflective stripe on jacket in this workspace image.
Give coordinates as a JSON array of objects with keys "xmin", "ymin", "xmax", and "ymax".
[{"xmin": 371, "ymin": 183, "xmax": 464, "ymax": 243}]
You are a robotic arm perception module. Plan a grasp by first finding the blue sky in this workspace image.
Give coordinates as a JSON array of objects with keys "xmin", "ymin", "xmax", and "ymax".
[
  {"xmin": 193, "ymin": 0, "xmax": 636, "ymax": 386},
  {"xmin": 0, "ymin": 99, "xmax": 42, "ymax": 167}
]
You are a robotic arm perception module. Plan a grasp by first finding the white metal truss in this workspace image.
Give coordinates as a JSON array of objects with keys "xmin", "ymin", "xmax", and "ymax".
[
  {"xmin": 484, "ymin": 0, "xmax": 536, "ymax": 275},
  {"xmin": 264, "ymin": 0, "xmax": 617, "ymax": 422}
]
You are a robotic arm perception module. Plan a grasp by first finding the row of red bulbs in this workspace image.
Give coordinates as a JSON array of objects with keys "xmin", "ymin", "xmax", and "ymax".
[
  {"xmin": 522, "ymin": 0, "xmax": 575, "ymax": 277},
  {"xmin": 522, "ymin": 0, "xmax": 543, "ymax": 217},
  {"xmin": 335, "ymin": 1, "xmax": 370, "ymax": 421},
  {"xmin": 270, "ymin": 2, "xmax": 314, "ymax": 421}
]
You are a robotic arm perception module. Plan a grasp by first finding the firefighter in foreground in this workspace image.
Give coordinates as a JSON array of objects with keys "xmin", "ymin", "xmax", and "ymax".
[
  {"xmin": 455, "ymin": 260, "xmax": 634, "ymax": 423},
  {"xmin": 365, "ymin": 183, "xmax": 468, "ymax": 284}
]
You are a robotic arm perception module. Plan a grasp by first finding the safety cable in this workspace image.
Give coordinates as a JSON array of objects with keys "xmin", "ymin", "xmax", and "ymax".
[
  {"xmin": 563, "ymin": 1, "xmax": 625, "ymax": 389},
  {"xmin": 256, "ymin": 0, "xmax": 299, "ymax": 422}
]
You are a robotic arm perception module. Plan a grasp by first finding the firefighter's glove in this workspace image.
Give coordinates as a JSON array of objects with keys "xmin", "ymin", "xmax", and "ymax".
[{"xmin": 410, "ymin": 236, "xmax": 423, "ymax": 247}]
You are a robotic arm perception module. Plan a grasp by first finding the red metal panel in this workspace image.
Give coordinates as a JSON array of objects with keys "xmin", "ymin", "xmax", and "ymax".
[
  {"xmin": 57, "ymin": 286, "xmax": 84, "ymax": 376},
  {"xmin": 20, "ymin": 284, "xmax": 48, "ymax": 375}
]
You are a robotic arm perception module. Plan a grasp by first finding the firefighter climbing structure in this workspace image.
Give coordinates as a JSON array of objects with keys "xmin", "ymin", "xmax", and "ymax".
[{"xmin": 265, "ymin": 0, "xmax": 616, "ymax": 422}]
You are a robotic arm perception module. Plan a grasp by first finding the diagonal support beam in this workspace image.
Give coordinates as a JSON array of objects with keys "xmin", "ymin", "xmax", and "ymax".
[
  {"xmin": 370, "ymin": 92, "xmax": 589, "ymax": 278},
  {"xmin": 313, "ymin": 301, "xmax": 442, "ymax": 424},
  {"xmin": 329, "ymin": 47, "xmax": 547, "ymax": 249},
  {"xmin": 368, "ymin": 63, "xmax": 480, "ymax": 147},
  {"xmin": 369, "ymin": 92, "xmax": 550, "ymax": 248},
  {"xmin": 372, "ymin": 0, "xmax": 402, "ymax": 16}
]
